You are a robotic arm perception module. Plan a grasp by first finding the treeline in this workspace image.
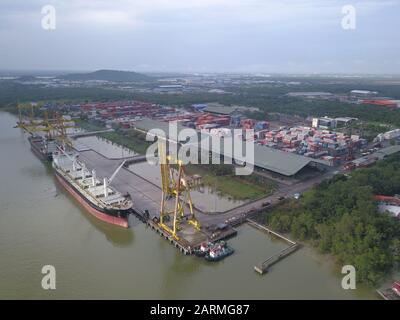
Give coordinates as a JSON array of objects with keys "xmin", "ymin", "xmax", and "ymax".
[
  {"xmin": 0, "ymin": 82, "xmax": 139, "ymax": 107},
  {"xmin": 256, "ymin": 154, "xmax": 400, "ymax": 285},
  {"xmin": 0, "ymin": 81, "xmax": 227, "ymax": 108},
  {"xmin": 243, "ymin": 96, "xmax": 400, "ymax": 127},
  {"xmin": 3, "ymin": 79, "xmax": 400, "ymax": 127}
]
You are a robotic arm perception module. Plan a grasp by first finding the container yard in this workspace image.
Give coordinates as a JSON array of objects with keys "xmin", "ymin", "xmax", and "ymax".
[
  {"xmin": 56, "ymin": 100, "xmax": 367, "ymax": 167},
  {"xmin": 63, "ymin": 100, "xmax": 372, "ymax": 168},
  {"xmin": 256, "ymin": 126, "xmax": 366, "ymax": 165}
]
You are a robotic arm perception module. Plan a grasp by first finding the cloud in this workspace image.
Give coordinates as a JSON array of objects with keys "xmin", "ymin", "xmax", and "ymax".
[{"xmin": 0, "ymin": 0, "xmax": 399, "ymax": 73}]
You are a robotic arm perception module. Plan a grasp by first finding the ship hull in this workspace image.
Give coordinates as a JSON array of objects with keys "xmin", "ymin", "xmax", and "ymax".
[
  {"xmin": 28, "ymin": 137, "xmax": 53, "ymax": 162},
  {"xmin": 55, "ymin": 171, "xmax": 130, "ymax": 228}
]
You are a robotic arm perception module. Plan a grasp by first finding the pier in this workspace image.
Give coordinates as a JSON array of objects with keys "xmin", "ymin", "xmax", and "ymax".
[
  {"xmin": 136, "ymin": 213, "xmax": 237, "ymax": 255},
  {"xmin": 74, "ymin": 148, "xmax": 241, "ymax": 254},
  {"xmin": 247, "ymin": 218, "xmax": 299, "ymax": 275}
]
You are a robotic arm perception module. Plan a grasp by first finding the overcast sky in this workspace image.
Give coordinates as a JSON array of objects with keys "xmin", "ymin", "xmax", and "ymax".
[{"xmin": 0, "ymin": 0, "xmax": 399, "ymax": 74}]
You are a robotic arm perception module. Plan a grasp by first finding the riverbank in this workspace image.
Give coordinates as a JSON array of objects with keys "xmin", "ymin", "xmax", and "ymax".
[
  {"xmin": 74, "ymin": 119, "xmax": 151, "ymax": 155},
  {"xmin": 254, "ymin": 158, "xmax": 400, "ymax": 287}
]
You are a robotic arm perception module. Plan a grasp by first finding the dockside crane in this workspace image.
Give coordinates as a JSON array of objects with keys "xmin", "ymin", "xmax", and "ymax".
[
  {"xmin": 16, "ymin": 103, "xmax": 74, "ymax": 148},
  {"xmin": 158, "ymin": 139, "xmax": 201, "ymax": 241},
  {"xmin": 103, "ymin": 160, "xmax": 126, "ymax": 197}
]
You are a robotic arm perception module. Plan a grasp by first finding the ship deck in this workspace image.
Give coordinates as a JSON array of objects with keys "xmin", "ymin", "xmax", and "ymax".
[{"xmin": 54, "ymin": 154, "xmax": 130, "ymax": 208}]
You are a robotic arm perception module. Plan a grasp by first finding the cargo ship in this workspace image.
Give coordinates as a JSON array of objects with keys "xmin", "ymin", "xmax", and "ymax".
[
  {"xmin": 28, "ymin": 135, "xmax": 58, "ymax": 162},
  {"xmin": 52, "ymin": 150, "xmax": 132, "ymax": 228}
]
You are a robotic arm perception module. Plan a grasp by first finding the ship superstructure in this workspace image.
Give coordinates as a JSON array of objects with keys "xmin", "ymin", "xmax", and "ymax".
[{"xmin": 28, "ymin": 135, "xmax": 58, "ymax": 161}]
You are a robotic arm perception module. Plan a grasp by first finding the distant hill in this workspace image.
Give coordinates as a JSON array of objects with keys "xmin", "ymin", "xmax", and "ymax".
[
  {"xmin": 17, "ymin": 75, "xmax": 38, "ymax": 82},
  {"xmin": 58, "ymin": 70, "xmax": 151, "ymax": 82}
]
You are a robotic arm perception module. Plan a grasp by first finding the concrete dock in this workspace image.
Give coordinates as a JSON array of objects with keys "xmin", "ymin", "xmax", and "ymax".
[
  {"xmin": 76, "ymin": 149, "xmax": 238, "ymax": 252},
  {"xmin": 70, "ymin": 133, "xmax": 312, "ymax": 255}
]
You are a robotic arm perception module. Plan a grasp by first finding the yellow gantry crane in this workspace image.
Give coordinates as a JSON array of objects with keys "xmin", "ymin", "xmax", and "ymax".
[
  {"xmin": 16, "ymin": 102, "xmax": 41, "ymax": 132},
  {"xmin": 158, "ymin": 139, "xmax": 201, "ymax": 241},
  {"xmin": 15, "ymin": 103, "xmax": 74, "ymax": 148}
]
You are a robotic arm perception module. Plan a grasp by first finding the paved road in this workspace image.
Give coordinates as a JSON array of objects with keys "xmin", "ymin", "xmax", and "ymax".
[{"xmin": 201, "ymin": 168, "xmax": 339, "ymax": 226}]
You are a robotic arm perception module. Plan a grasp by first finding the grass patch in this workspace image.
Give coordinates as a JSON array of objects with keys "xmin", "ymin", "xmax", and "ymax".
[
  {"xmin": 74, "ymin": 119, "xmax": 151, "ymax": 155},
  {"xmin": 186, "ymin": 165, "xmax": 274, "ymax": 200},
  {"xmin": 74, "ymin": 118, "xmax": 104, "ymax": 131},
  {"xmin": 99, "ymin": 131, "xmax": 151, "ymax": 155}
]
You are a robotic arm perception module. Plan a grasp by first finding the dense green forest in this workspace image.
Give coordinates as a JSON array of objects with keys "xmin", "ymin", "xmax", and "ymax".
[
  {"xmin": 256, "ymin": 154, "xmax": 400, "ymax": 285},
  {"xmin": 0, "ymin": 81, "xmax": 226, "ymax": 107},
  {"xmin": 245, "ymin": 98, "xmax": 400, "ymax": 127}
]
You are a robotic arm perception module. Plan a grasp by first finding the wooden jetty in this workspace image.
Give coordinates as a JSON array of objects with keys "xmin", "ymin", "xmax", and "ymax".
[
  {"xmin": 253, "ymin": 243, "xmax": 299, "ymax": 274},
  {"xmin": 247, "ymin": 218, "xmax": 299, "ymax": 275},
  {"xmin": 247, "ymin": 218, "xmax": 296, "ymax": 245}
]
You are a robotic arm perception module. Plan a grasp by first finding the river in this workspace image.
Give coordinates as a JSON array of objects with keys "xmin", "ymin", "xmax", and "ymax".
[{"xmin": 0, "ymin": 111, "xmax": 377, "ymax": 299}]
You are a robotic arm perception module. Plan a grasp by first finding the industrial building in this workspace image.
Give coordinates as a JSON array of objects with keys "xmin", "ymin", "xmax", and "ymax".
[
  {"xmin": 203, "ymin": 103, "xmax": 243, "ymax": 116},
  {"xmin": 345, "ymin": 145, "xmax": 400, "ymax": 171},
  {"xmin": 361, "ymin": 98, "xmax": 399, "ymax": 108},
  {"xmin": 374, "ymin": 145, "xmax": 400, "ymax": 159},
  {"xmin": 287, "ymin": 92, "xmax": 334, "ymax": 99},
  {"xmin": 312, "ymin": 116, "xmax": 357, "ymax": 129},
  {"xmin": 252, "ymin": 145, "xmax": 329, "ymax": 176},
  {"xmin": 312, "ymin": 117, "xmax": 337, "ymax": 129},
  {"xmin": 132, "ymin": 118, "xmax": 330, "ymax": 177},
  {"xmin": 155, "ymin": 84, "xmax": 184, "ymax": 93},
  {"xmin": 374, "ymin": 195, "xmax": 400, "ymax": 219},
  {"xmin": 350, "ymin": 90, "xmax": 378, "ymax": 98},
  {"xmin": 134, "ymin": 118, "xmax": 197, "ymax": 143},
  {"xmin": 203, "ymin": 103, "xmax": 259, "ymax": 116}
]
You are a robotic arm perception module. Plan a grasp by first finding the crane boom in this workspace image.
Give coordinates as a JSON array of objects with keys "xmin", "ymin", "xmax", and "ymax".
[{"xmin": 108, "ymin": 160, "xmax": 126, "ymax": 184}]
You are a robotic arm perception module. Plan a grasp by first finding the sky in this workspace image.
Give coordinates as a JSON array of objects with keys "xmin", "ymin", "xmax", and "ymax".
[{"xmin": 0, "ymin": 0, "xmax": 399, "ymax": 74}]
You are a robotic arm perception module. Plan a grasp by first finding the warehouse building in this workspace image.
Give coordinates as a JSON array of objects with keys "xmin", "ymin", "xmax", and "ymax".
[
  {"xmin": 251, "ymin": 145, "xmax": 329, "ymax": 176},
  {"xmin": 207, "ymin": 137, "xmax": 330, "ymax": 176},
  {"xmin": 287, "ymin": 92, "xmax": 333, "ymax": 99},
  {"xmin": 350, "ymin": 90, "xmax": 378, "ymax": 98},
  {"xmin": 134, "ymin": 118, "xmax": 330, "ymax": 177},
  {"xmin": 134, "ymin": 118, "xmax": 197, "ymax": 143},
  {"xmin": 203, "ymin": 103, "xmax": 243, "ymax": 116},
  {"xmin": 203, "ymin": 103, "xmax": 260, "ymax": 116}
]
